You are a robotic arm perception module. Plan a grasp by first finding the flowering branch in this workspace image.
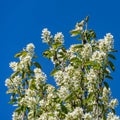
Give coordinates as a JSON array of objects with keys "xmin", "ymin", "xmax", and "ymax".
[{"xmin": 5, "ymin": 17, "xmax": 120, "ymax": 120}]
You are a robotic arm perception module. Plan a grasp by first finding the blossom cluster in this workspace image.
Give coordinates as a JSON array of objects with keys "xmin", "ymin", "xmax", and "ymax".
[
  {"xmin": 98, "ymin": 33, "xmax": 114, "ymax": 52},
  {"xmin": 41, "ymin": 28, "xmax": 64, "ymax": 44}
]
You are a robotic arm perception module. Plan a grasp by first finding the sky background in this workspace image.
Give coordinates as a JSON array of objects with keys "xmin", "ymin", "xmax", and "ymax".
[{"xmin": 0, "ymin": 0, "xmax": 120, "ymax": 119}]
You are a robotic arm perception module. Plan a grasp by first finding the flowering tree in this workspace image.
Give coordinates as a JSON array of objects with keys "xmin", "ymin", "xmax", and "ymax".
[{"xmin": 5, "ymin": 17, "xmax": 120, "ymax": 120}]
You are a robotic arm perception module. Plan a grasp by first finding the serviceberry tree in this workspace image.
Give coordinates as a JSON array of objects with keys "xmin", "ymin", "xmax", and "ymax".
[{"xmin": 5, "ymin": 17, "xmax": 120, "ymax": 120}]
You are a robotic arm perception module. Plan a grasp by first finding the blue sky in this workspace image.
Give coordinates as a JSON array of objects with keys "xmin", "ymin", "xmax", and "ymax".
[{"xmin": 0, "ymin": 0, "xmax": 120, "ymax": 119}]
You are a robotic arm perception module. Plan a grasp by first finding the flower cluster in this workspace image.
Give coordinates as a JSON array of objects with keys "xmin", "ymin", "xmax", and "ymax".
[
  {"xmin": 5, "ymin": 43, "xmax": 48, "ymax": 120},
  {"xmin": 98, "ymin": 33, "xmax": 114, "ymax": 52},
  {"xmin": 41, "ymin": 28, "xmax": 64, "ymax": 45},
  {"xmin": 81, "ymin": 43, "xmax": 92, "ymax": 60},
  {"xmin": 9, "ymin": 43, "xmax": 35, "ymax": 73},
  {"xmin": 54, "ymin": 65, "xmax": 82, "ymax": 90},
  {"xmin": 34, "ymin": 68, "xmax": 47, "ymax": 89},
  {"xmin": 5, "ymin": 75, "xmax": 22, "ymax": 93},
  {"xmin": 109, "ymin": 99, "xmax": 118, "ymax": 109},
  {"xmin": 90, "ymin": 51, "xmax": 106, "ymax": 63},
  {"xmin": 54, "ymin": 32, "xmax": 64, "ymax": 44},
  {"xmin": 107, "ymin": 112, "xmax": 120, "ymax": 120},
  {"xmin": 75, "ymin": 20, "xmax": 84, "ymax": 30},
  {"xmin": 41, "ymin": 28, "xmax": 52, "ymax": 43},
  {"xmin": 26, "ymin": 43, "xmax": 35, "ymax": 53},
  {"xmin": 65, "ymin": 107, "xmax": 84, "ymax": 120}
]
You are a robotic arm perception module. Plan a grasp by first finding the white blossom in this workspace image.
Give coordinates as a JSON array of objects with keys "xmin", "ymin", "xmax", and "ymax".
[
  {"xmin": 34, "ymin": 68, "xmax": 47, "ymax": 89},
  {"xmin": 69, "ymin": 44, "xmax": 80, "ymax": 53},
  {"xmin": 9, "ymin": 62, "xmax": 18, "ymax": 71},
  {"xmin": 5, "ymin": 78, "xmax": 11, "ymax": 87},
  {"xmin": 39, "ymin": 99, "xmax": 46, "ymax": 107},
  {"xmin": 81, "ymin": 43, "xmax": 92, "ymax": 59},
  {"xmin": 19, "ymin": 89, "xmax": 39, "ymax": 109},
  {"xmin": 65, "ymin": 107, "xmax": 84, "ymax": 120},
  {"xmin": 103, "ymin": 87, "xmax": 111, "ymax": 97},
  {"xmin": 58, "ymin": 86, "xmax": 69, "ymax": 100},
  {"xmin": 21, "ymin": 55, "xmax": 32, "ymax": 63},
  {"xmin": 26, "ymin": 43, "xmax": 35, "ymax": 53},
  {"xmin": 86, "ymin": 68, "xmax": 97, "ymax": 82},
  {"xmin": 41, "ymin": 28, "xmax": 52, "ymax": 43},
  {"xmin": 12, "ymin": 112, "xmax": 23, "ymax": 120},
  {"xmin": 5, "ymin": 75, "xmax": 22, "ymax": 90},
  {"xmin": 38, "ymin": 113, "xmax": 48, "ymax": 120},
  {"xmin": 54, "ymin": 32, "xmax": 64, "ymax": 44},
  {"xmin": 109, "ymin": 99, "xmax": 118, "ymax": 109},
  {"xmin": 107, "ymin": 112, "xmax": 120, "ymax": 120},
  {"xmin": 46, "ymin": 84, "xmax": 55, "ymax": 93},
  {"xmin": 104, "ymin": 33, "xmax": 114, "ymax": 50},
  {"xmin": 98, "ymin": 33, "xmax": 114, "ymax": 52},
  {"xmin": 75, "ymin": 20, "xmax": 84, "ymax": 31},
  {"xmin": 54, "ymin": 70, "xmax": 64, "ymax": 86},
  {"xmin": 90, "ymin": 51, "xmax": 106, "ymax": 63},
  {"xmin": 83, "ymin": 113, "xmax": 92, "ymax": 120}
]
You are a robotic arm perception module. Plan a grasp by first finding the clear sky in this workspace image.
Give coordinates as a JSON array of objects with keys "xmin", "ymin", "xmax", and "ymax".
[{"xmin": 0, "ymin": 0, "xmax": 120, "ymax": 119}]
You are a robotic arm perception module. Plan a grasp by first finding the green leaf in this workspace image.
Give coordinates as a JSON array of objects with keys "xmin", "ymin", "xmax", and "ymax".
[
  {"xmin": 70, "ymin": 29, "xmax": 80, "ymax": 37},
  {"xmin": 15, "ymin": 106, "xmax": 26, "ymax": 113},
  {"xmin": 89, "ymin": 29, "xmax": 96, "ymax": 38},
  {"xmin": 108, "ymin": 61, "xmax": 115, "ymax": 71},
  {"xmin": 77, "ymin": 37, "xmax": 82, "ymax": 40},
  {"xmin": 11, "ymin": 71, "xmax": 19, "ymax": 78},
  {"xmin": 33, "ymin": 55, "xmax": 38, "ymax": 58},
  {"xmin": 86, "ymin": 93, "xmax": 94, "ymax": 103},
  {"xmin": 26, "ymin": 63, "xmax": 31, "ymax": 74},
  {"xmin": 33, "ymin": 62, "xmax": 42, "ymax": 69},
  {"xmin": 65, "ymin": 93, "xmax": 73, "ymax": 101},
  {"xmin": 111, "ymin": 49, "xmax": 118, "ymax": 52},
  {"xmin": 61, "ymin": 103, "xmax": 68, "ymax": 114},
  {"xmin": 104, "ymin": 68, "xmax": 110, "ymax": 75},
  {"xmin": 6, "ymin": 89, "xmax": 13, "ymax": 94},
  {"xmin": 9, "ymin": 94, "xmax": 17, "ymax": 104},
  {"xmin": 93, "ymin": 64, "xmax": 101, "ymax": 70},
  {"xmin": 43, "ymin": 50, "xmax": 53, "ymax": 59},
  {"xmin": 70, "ymin": 57, "xmax": 80, "ymax": 63},
  {"xmin": 22, "ymin": 71, "xmax": 26, "ymax": 79},
  {"xmin": 86, "ymin": 105, "xmax": 93, "ymax": 112},
  {"xmin": 103, "ymin": 113, "xmax": 106, "ymax": 120},
  {"xmin": 9, "ymin": 99, "xmax": 17, "ymax": 104},
  {"xmin": 111, "ymin": 108, "xmax": 116, "ymax": 114},
  {"xmin": 14, "ymin": 53, "xmax": 22, "ymax": 58},
  {"xmin": 29, "ymin": 81, "xmax": 36, "ymax": 90},
  {"xmin": 50, "ymin": 69, "xmax": 59, "ymax": 76},
  {"xmin": 104, "ymin": 82, "xmax": 109, "ymax": 89},
  {"xmin": 14, "ymin": 51, "xmax": 27, "ymax": 58},
  {"xmin": 58, "ymin": 52, "xmax": 64, "ymax": 57},
  {"xmin": 108, "ymin": 54, "xmax": 116, "ymax": 60},
  {"xmin": 48, "ymin": 113, "xmax": 54, "ymax": 116},
  {"xmin": 15, "ymin": 107, "xmax": 22, "ymax": 113},
  {"xmin": 85, "ymin": 16, "xmax": 89, "ymax": 22},
  {"xmin": 52, "ymin": 42, "xmax": 62, "ymax": 49},
  {"xmin": 61, "ymin": 47, "xmax": 66, "ymax": 53},
  {"xmin": 105, "ymin": 75, "xmax": 113, "ymax": 80},
  {"xmin": 85, "ymin": 61, "xmax": 95, "ymax": 66},
  {"xmin": 58, "ymin": 52, "xmax": 67, "ymax": 61},
  {"xmin": 73, "ymin": 44, "xmax": 83, "ymax": 48}
]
